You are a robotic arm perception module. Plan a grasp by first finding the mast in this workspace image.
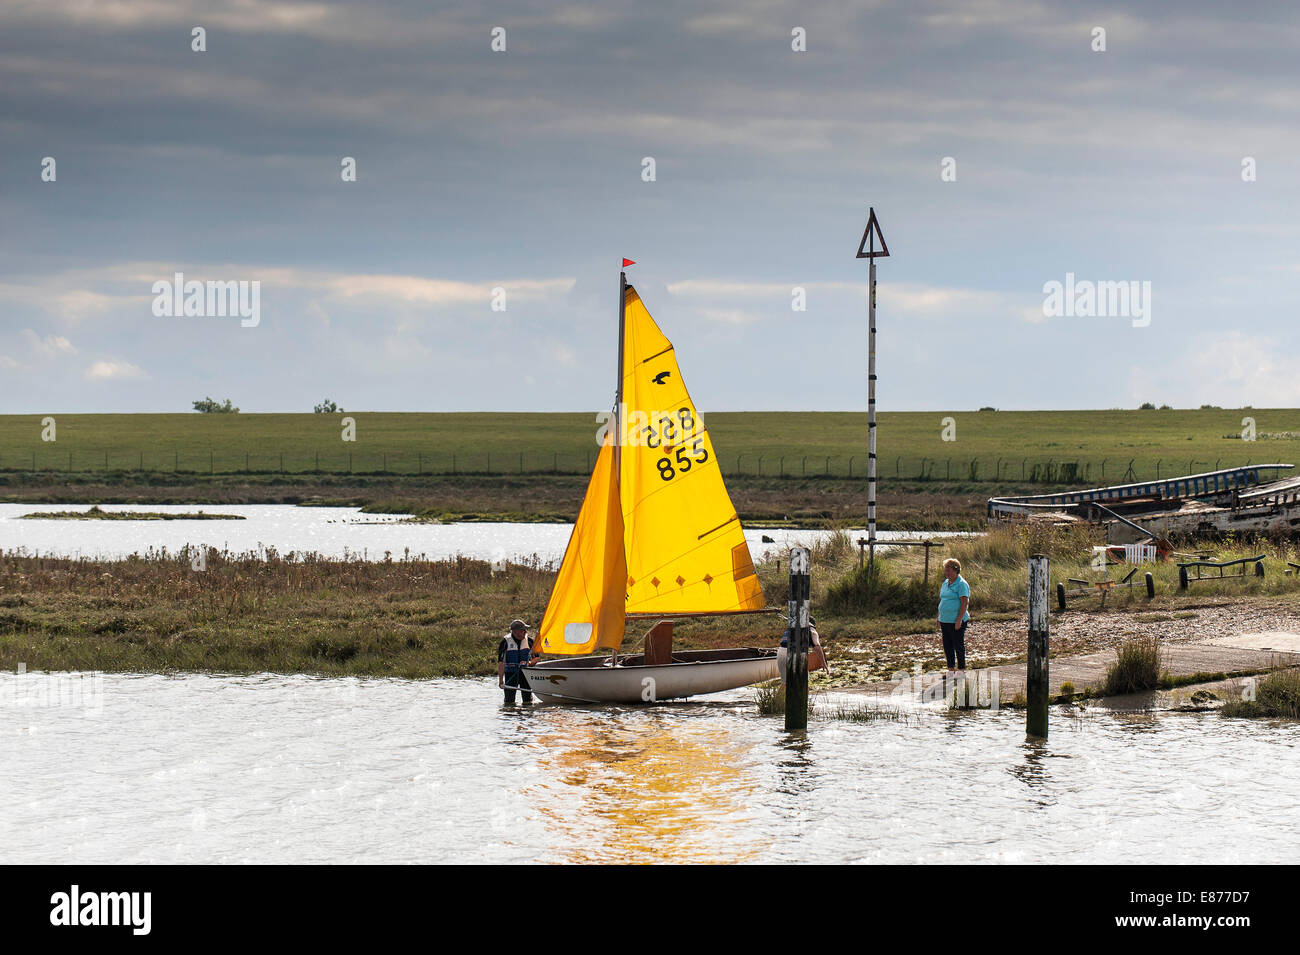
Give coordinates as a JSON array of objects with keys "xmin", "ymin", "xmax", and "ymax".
[
  {"xmin": 613, "ymin": 268, "xmax": 628, "ymax": 661},
  {"xmin": 615, "ymin": 269, "xmax": 627, "ymax": 475}
]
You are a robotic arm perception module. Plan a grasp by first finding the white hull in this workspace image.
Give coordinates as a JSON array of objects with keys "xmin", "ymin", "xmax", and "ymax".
[{"xmin": 522, "ymin": 647, "xmax": 779, "ymax": 704}]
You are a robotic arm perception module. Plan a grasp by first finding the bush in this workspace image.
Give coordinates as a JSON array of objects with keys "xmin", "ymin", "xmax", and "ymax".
[
  {"xmin": 1102, "ymin": 635, "xmax": 1163, "ymax": 695},
  {"xmin": 824, "ymin": 559, "xmax": 933, "ymax": 617},
  {"xmin": 949, "ymin": 522, "xmax": 1101, "ymax": 568},
  {"xmin": 193, "ymin": 397, "xmax": 239, "ymax": 414},
  {"xmin": 1221, "ymin": 669, "xmax": 1300, "ymax": 718},
  {"xmin": 753, "ymin": 681, "xmax": 816, "ymax": 716}
]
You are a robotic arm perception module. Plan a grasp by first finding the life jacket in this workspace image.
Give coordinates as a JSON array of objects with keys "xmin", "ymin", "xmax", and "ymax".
[{"xmin": 502, "ymin": 633, "xmax": 532, "ymax": 678}]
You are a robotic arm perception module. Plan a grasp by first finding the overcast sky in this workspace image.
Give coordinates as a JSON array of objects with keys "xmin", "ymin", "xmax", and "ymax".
[{"xmin": 2, "ymin": 0, "xmax": 1298, "ymax": 413}]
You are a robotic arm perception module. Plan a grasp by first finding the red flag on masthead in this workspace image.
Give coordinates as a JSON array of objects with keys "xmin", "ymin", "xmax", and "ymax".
[{"xmin": 622, "ymin": 258, "xmax": 636, "ymax": 267}]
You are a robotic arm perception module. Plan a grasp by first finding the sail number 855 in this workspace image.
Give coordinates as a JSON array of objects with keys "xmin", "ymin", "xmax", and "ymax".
[{"xmin": 656, "ymin": 437, "xmax": 708, "ymax": 481}]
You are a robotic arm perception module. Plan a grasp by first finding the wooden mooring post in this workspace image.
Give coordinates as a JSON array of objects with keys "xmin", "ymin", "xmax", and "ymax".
[
  {"xmin": 1027, "ymin": 554, "xmax": 1049, "ymax": 739},
  {"xmin": 785, "ymin": 546, "xmax": 811, "ymax": 731}
]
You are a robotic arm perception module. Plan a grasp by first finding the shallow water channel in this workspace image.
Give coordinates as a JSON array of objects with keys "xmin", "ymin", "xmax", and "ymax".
[
  {"xmin": 3, "ymin": 672, "xmax": 1295, "ymax": 864},
  {"xmin": 0, "ymin": 503, "xmax": 910, "ymax": 565}
]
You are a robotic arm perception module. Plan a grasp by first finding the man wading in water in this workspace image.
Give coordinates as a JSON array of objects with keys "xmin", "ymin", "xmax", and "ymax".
[{"xmin": 498, "ymin": 619, "xmax": 538, "ymax": 704}]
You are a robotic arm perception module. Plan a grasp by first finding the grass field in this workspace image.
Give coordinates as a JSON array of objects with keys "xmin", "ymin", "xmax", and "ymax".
[
  {"xmin": 3, "ymin": 526, "xmax": 1296, "ymax": 682},
  {"xmin": 1, "ymin": 409, "xmax": 1297, "ymax": 482}
]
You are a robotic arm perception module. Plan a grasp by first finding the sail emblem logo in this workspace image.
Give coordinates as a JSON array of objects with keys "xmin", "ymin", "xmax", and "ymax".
[{"xmin": 652, "ymin": 371, "xmax": 671, "ymax": 385}]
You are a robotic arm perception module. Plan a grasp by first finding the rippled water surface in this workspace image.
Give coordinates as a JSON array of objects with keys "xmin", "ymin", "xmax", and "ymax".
[{"xmin": 4, "ymin": 673, "xmax": 1296, "ymax": 864}]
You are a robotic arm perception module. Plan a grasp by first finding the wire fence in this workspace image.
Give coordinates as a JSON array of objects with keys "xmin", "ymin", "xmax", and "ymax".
[{"xmin": 0, "ymin": 449, "xmax": 1273, "ymax": 485}]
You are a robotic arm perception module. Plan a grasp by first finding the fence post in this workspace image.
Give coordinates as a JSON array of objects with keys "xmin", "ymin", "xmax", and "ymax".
[
  {"xmin": 1027, "ymin": 554, "xmax": 1050, "ymax": 739},
  {"xmin": 785, "ymin": 546, "xmax": 811, "ymax": 732}
]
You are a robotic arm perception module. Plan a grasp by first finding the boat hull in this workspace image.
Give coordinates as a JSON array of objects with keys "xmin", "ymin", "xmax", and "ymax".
[{"xmin": 521, "ymin": 647, "xmax": 779, "ymax": 704}]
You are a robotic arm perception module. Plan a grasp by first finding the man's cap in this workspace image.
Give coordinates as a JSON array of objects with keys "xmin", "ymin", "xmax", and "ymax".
[{"xmin": 510, "ymin": 619, "xmax": 529, "ymax": 630}]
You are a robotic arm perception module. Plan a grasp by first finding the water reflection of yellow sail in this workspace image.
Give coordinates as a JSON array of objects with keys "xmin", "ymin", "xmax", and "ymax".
[
  {"xmin": 537, "ymin": 283, "xmax": 764, "ymax": 658},
  {"xmin": 527, "ymin": 718, "xmax": 761, "ymax": 864}
]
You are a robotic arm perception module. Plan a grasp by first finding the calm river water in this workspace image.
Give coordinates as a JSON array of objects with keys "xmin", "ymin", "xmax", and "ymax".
[
  {"xmin": 3, "ymin": 672, "xmax": 1296, "ymax": 864},
  {"xmin": 0, "ymin": 503, "xmax": 951, "ymax": 564}
]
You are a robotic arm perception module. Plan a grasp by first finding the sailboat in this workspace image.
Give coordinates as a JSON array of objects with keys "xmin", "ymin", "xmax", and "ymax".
[{"xmin": 522, "ymin": 268, "xmax": 784, "ymax": 704}]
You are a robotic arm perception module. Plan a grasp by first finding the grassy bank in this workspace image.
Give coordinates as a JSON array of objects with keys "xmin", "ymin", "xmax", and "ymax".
[
  {"xmin": 2, "ymin": 409, "xmax": 1295, "ymax": 483},
  {"xmin": 4, "ymin": 407, "xmax": 1295, "ymax": 528},
  {"xmin": 20, "ymin": 506, "xmax": 244, "ymax": 521},
  {"xmin": 1221, "ymin": 669, "xmax": 1300, "ymax": 718},
  {"xmin": 2, "ymin": 524, "xmax": 1298, "ymax": 681},
  {"xmin": 0, "ymin": 472, "xmax": 995, "ymax": 528}
]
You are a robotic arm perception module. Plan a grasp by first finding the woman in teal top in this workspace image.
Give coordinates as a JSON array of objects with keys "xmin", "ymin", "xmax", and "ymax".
[{"xmin": 937, "ymin": 558, "xmax": 971, "ymax": 675}]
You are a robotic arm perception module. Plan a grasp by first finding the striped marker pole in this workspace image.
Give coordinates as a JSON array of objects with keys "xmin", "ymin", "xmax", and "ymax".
[{"xmin": 855, "ymin": 208, "xmax": 889, "ymax": 573}]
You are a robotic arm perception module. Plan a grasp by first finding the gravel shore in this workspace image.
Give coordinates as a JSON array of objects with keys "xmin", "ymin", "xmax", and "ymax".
[{"xmin": 820, "ymin": 597, "xmax": 1300, "ymax": 689}]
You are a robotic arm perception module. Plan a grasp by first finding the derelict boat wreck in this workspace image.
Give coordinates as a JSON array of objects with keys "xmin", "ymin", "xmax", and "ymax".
[{"xmin": 987, "ymin": 463, "xmax": 1300, "ymax": 542}]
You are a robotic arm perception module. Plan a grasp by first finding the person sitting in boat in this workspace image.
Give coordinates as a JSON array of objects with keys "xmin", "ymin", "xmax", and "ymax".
[
  {"xmin": 498, "ymin": 619, "xmax": 538, "ymax": 704},
  {"xmin": 777, "ymin": 616, "xmax": 825, "ymax": 680},
  {"xmin": 937, "ymin": 558, "xmax": 971, "ymax": 678}
]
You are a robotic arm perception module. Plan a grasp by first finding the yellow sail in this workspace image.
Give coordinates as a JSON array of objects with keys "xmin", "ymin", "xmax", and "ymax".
[
  {"xmin": 618, "ymin": 286, "xmax": 765, "ymax": 615},
  {"xmin": 537, "ymin": 437, "xmax": 627, "ymax": 655}
]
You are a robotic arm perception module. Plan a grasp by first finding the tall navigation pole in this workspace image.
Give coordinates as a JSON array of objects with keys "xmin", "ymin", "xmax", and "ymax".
[{"xmin": 855, "ymin": 209, "xmax": 889, "ymax": 573}]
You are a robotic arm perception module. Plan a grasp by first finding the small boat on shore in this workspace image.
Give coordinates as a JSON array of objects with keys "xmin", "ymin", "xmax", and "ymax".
[
  {"xmin": 522, "ymin": 268, "xmax": 790, "ymax": 704},
  {"xmin": 987, "ymin": 463, "xmax": 1300, "ymax": 541}
]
